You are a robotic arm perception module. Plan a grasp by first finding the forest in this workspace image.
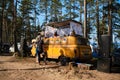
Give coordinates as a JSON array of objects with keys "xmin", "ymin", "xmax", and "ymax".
[{"xmin": 0, "ymin": 0, "xmax": 120, "ymax": 52}]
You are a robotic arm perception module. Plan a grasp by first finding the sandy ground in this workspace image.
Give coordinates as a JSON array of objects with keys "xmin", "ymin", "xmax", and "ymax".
[{"xmin": 0, "ymin": 54, "xmax": 120, "ymax": 80}]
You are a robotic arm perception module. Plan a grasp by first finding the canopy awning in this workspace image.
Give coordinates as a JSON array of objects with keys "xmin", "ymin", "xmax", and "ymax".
[{"xmin": 46, "ymin": 20, "xmax": 82, "ymax": 28}]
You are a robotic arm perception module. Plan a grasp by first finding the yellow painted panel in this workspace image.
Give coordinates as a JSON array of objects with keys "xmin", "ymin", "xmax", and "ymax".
[
  {"xmin": 47, "ymin": 45, "xmax": 53, "ymax": 58},
  {"xmin": 52, "ymin": 45, "xmax": 61, "ymax": 58},
  {"xmin": 43, "ymin": 36, "xmax": 92, "ymax": 60}
]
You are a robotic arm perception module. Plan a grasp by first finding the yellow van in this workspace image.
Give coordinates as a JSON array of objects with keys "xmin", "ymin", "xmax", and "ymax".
[
  {"xmin": 31, "ymin": 20, "xmax": 92, "ymax": 64},
  {"xmin": 43, "ymin": 35, "xmax": 92, "ymax": 62}
]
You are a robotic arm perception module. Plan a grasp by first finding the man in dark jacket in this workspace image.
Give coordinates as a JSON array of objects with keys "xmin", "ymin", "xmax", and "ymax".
[
  {"xmin": 36, "ymin": 33, "xmax": 43, "ymax": 64},
  {"xmin": 36, "ymin": 32, "xmax": 47, "ymax": 65}
]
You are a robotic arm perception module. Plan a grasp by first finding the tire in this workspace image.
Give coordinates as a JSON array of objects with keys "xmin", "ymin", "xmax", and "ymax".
[{"xmin": 59, "ymin": 56, "xmax": 67, "ymax": 66}]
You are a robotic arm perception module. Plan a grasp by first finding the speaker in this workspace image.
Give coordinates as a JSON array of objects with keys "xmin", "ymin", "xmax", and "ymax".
[
  {"xmin": 97, "ymin": 58, "xmax": 111, "ymax": 73},
  {"xmin": 100, "ymin": 35, "xmax": 110, "ymax": 58}
]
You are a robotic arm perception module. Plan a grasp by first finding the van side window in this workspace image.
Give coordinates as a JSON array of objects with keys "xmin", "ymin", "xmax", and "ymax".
[
  {"xmin": 49, "ymin": 38, "xmax": 54, "ymax": 44},
  {"xmin": 61, "ymin": 37, "xmax": 67, "ymax": 44},
  {"xmin": 55, "ymin": 39, "xmax": 60, "ymax": 44}
]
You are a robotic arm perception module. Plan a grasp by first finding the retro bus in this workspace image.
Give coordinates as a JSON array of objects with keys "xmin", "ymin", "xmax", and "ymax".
[
  {"xmin": 43, "ymin": 35, "xmax": 92, "ymax": 62},
  {"xmin": 31, "ymin": 20, "xmax": 92, "ymax": 64}
]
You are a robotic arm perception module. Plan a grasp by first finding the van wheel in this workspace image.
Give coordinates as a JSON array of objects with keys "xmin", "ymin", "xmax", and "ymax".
[{"xmin": 58, "ymin": 56, "xmax": 67, "ymax": 66}]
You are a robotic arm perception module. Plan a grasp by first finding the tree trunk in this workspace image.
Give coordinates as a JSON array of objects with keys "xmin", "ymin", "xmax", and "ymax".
[
  {"xmin": 0, "ymin": 0, "xmax": 4, "ymax": 53},
  {"xmin": 84, "ymin": 0, "xmax": 87, "ymax": 38},
  {"xmin": 0, "ymin": 0, "xmax": 5, "ymax": 53},
  {"xmin": 79, "ymin": 2, "xmax": 82, "ymax": 23},
  {"xmin": 108, "ymin": 0, "xmax": 112, "ymax": 53},
  {"xmin": 45, "ymin": 0, "xmax": 48, "ymax": 23},
  {"xmin": 96, "ymin": 0, "xmax": 100, "ymax": 48},
  {"xmin": 2, "ymin": 0, "xmax": 6, "ymax": 43},
  {"xmin": 12, "ymin": 0, "xmax": 18, "ymax": 52}
]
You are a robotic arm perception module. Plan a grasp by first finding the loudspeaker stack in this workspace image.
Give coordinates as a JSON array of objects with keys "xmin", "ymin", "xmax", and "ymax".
[{"xmin": 97, "ymin": 35, "xmax": 111, "ymax": 73}]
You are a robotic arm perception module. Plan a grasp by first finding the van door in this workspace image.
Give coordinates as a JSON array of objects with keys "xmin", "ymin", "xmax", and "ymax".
[{"xmin": 46, "ymin": 38, "xmax": 54, "ymax": 58}]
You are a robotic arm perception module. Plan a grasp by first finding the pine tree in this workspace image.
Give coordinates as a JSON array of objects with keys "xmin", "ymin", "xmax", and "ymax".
[
  {"xmin": 63, "ymin": 0, "xmax": 79, "ymax": 20},
  {"xmin": 19, "ymin": 0, "xmax": 34, "ymax": 40}
]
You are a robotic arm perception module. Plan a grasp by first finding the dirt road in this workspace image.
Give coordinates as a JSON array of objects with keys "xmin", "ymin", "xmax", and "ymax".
[{"xmin": 0, "ymin": 55, "xmax": 120, "ymax": 80}]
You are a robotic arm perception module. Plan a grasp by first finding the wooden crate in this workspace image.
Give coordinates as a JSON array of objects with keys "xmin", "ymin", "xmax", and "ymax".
[{"xmin": 77, "ymin": 63, "xmax": 93, "ymax": 70}]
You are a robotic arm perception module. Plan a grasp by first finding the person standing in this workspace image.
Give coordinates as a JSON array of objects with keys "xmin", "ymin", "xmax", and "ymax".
[
  {"xmin": 31, "ymin": 39, "xmax": 37, "ymax": 57},
  {"xmin": 36, "ymin": 32, "xmax": 42, "ymax": 64},
  {"xmin": 36, "ymin": 32, "xmax": 47, "ymax": 65}
]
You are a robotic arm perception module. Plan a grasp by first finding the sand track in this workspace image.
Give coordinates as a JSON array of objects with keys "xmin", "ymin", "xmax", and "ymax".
[{"xmin": 0, "ymin": 56, "xmax": 120, "ymax": 80}]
